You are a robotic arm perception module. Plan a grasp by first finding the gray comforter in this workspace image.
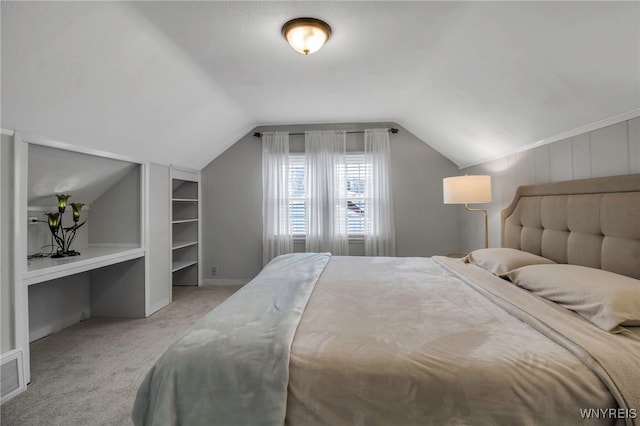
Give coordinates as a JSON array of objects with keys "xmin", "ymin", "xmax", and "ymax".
[
  {"xmin": 133, "ymin": 254, "xmax": 640, "ymax": 425},
  {"xmin": 132, "ymin": 253, "xmax": 330, "ymax": 425}
]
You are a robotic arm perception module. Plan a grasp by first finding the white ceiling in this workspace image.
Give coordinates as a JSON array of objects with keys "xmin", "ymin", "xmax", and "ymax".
[{"xmin": 2, "ymin": 1, "xmax": 639, "ymax": 169}]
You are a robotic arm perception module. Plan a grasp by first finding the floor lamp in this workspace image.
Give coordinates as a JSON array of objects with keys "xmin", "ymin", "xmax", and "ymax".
[{"xmin": 443, "ymin": 175, "xmax": 492, "ymax": 249}]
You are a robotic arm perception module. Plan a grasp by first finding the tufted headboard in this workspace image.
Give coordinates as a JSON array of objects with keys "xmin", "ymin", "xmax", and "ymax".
[{"xmin": 501, "ymin": 174, "xmax": 640, "ymax": 280}]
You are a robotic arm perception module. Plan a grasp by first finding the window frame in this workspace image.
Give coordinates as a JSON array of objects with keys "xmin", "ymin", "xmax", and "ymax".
[{"xmin": 288, "ymin": 152, "xmax": 367, "ymax": 239}]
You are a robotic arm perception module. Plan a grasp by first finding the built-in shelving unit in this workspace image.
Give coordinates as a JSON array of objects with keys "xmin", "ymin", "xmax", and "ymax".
[
  {"xmin": 171, "ymin": 169, "xmax": 200, "ymax": 286},
  {"xmin": 12, "ymin": 134, "xmax": 152, "ymax": 388}
]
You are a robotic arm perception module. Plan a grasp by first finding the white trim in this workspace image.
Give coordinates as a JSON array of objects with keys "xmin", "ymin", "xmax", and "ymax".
[
  {"xmin": 458, "ymin": 109, "xmax": 640, "ymax": 169},
  {"xmin": 171, "ymin": 167, "xmax": 201, "ymax": 183},
  {"xmin": 143, "ymin": 163, "xmax": 150, "ymax": 315},
  {"xmin": 0, "ymin": 133, "xmax": 2, "ymax": 360},
  {"xmin": 17, "ymin": 132, "xmax": 144, "ymax": 165},
  {"xmin": 169, "ymin": 172, "xmax": 174, "ymax": 288},
  {"xmin": 12, "ymin": 133, "xmax": 30, "ymax": 383},
  {"xmin": 197, "ymin": 171, "xmax": 202, "ymax": 287},
  {"xmin": 142, "ymin": 163, "xmax": 150, "ymax": 316},
  {"xmin": 0, "ymin": 349, "xmax": 26, "ymax": 402},
  {"xmin": 1, "ymin": 128, "xmax": 15, "ymax": 136},
  {"xmin": 140, "ymin": 164, "xmax": 147, "ymax": 254},
  {"xmin": 144, "ymin": 162, "xmax": 171, "ymax": 316},
  {"xmin": 168, "ymin": 168, "xmax": 174, "ymax": 298},
  {"xmin": 170, "ymin": 164, "xmax": 200, "ymax": 175}
]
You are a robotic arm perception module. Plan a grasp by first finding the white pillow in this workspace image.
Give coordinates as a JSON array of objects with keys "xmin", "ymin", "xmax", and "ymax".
[
  {"xmin": 464, "ymin": 248, "xmax": 555, "ymax": 276},
  {"xmin": 506, "ymin": 264, "xmax": 640, "ymax": 332}
]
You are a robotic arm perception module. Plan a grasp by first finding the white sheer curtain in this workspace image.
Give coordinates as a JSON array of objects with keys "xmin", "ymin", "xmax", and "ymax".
[
  {"xmin": 304, "ymin": 130, "xmax": 349, "ymax": 255},
  {"xmin": 262, "ymin": 131, "xmax": 292, "ymax": 265},
  {"xmin": 364, "ymin": 128, "xmax": 396, "ymax": 256}
]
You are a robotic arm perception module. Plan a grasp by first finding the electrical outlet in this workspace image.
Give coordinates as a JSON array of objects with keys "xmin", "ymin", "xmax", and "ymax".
[{"xmin": 212, "ymin": 266, "xmax": 218, "ymax": 276}]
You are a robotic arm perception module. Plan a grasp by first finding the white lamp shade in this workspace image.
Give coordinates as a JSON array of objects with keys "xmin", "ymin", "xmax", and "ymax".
[{"xmin": 443, "ymin": 175, "xmax": 492, "ymax": 204}]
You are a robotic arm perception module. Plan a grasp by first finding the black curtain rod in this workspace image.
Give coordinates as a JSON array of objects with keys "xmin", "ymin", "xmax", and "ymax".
[{"xmin": 253, "ymin": 128, "xmax": 399, "ymax": 138}]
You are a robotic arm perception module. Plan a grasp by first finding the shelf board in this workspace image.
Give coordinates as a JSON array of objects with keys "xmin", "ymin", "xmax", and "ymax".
[
  {"xmin": 24, "ymin": 244, "xmax": 145, "ymax": 286},
  {"xmin": 172, "ymin": 260, "xmax": 198, "ymax": 273},
  {"xmin": 172, "ymin": 240, "xmax": 198, "ymax": 250},
  {"xmin": 172, "ymin": 218, "xmax": 198, "ymax": 224}
]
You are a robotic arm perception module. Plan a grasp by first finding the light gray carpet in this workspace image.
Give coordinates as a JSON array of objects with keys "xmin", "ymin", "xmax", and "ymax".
[{"xmin": 1, "ymin": 285, "xmax": 242, "ymax": 426}]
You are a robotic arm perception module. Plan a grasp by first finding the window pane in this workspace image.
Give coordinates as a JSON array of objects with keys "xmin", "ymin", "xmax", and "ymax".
[
  {"xmin": 289, "ymin": 201, "xmax": 306, "ymax": 234},
  {"xmin": 346, "ymin": 154, "xmax": 366, "ymax": 234},
  {"xmin": 289, "ymin": 155, "xmax": 305, "ymax": 198},
  {"xmin": 347, "ymin": 200, "xmax": 365, "ymax": 234}
]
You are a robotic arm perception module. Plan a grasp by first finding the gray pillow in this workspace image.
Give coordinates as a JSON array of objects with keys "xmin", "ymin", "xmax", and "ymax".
[
  {"xmin": 464, "ymin": 248, "xmax": 555, "ymax": 276},
  {"xmin": 506, "ymin": 264, "xmax": 640, "ymax": 332}
]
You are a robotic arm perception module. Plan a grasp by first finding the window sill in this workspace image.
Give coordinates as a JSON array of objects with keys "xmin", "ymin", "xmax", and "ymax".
[{"xmin": 293, "ymin": 235, "xmax": 365, "ymax": 242}]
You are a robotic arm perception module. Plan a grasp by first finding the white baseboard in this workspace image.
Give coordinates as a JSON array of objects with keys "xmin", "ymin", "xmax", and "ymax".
[{"xmin": 201, "ymin": 278, "xmax": 250, "ymax": 286}]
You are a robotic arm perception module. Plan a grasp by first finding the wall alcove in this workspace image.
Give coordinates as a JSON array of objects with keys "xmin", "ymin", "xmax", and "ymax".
[
  {"xmin": 10, "ymin": 133, "xmax": 171, "ymax": 391},
  {"xmin": 25, "ymin": 143, "xmax": 144, "ymax": 287}
]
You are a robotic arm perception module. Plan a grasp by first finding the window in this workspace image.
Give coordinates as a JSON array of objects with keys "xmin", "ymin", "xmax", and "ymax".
[{"xmin": 288, "ymin": 154, "xmax": 367, "ymax": 235}]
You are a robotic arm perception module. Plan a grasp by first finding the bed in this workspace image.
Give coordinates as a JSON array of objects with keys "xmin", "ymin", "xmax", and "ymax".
[{"xmin": 132, "ymin": 174, "xmax": 640, "ymax": 426}]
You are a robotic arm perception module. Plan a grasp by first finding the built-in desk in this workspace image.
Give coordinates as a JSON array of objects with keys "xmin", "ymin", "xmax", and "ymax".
[{"xmin": 24, "ymin": 245, "xmax": 144, "ymax": 286}]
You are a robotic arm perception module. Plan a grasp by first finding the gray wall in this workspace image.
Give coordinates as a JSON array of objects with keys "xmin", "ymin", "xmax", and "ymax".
[
  {"xmin": 89, "ymin": 166, "xmax": 141, "ymax": 246},
  {"xmin": 201, "ymin": 122, "xmax": 461, "ymax": 282},
  {"xmin": 1, "ymin": 134, "xmax": 15, "ymax": 353},
  {"xmin": 459, "ymin": 117, "xmax": 640, "ymax": 252},
  {"xmin": 28, "ymin": 273, "xmax": 91, "ymax": 342}
]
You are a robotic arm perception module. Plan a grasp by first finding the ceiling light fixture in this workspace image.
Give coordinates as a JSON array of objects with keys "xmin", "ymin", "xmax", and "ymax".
[{"xmin": 282, "ymin": 17, "xmax": 332, "ymax": 55}]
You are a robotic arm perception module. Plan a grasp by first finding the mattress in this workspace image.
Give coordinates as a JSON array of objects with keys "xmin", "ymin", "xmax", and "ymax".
[{"xmin": 133, "ymin": 253, "xmax": 640, "ymax": 426}]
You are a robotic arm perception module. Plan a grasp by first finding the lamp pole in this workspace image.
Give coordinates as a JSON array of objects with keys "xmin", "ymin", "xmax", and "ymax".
[{"xmin": 464, "ymin": 204, "xmax": 488, "ymax": 249}]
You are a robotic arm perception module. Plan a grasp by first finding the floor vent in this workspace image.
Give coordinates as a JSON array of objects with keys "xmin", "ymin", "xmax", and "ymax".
[{"xmin": 1, "ymin": 350, "xmax": 25, "ymax": 402}]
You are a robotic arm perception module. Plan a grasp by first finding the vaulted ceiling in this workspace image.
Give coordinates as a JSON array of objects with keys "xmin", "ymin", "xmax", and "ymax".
[{"xmin": 2, "ymin": 1, "xmax": 639, "ymax": 170}]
